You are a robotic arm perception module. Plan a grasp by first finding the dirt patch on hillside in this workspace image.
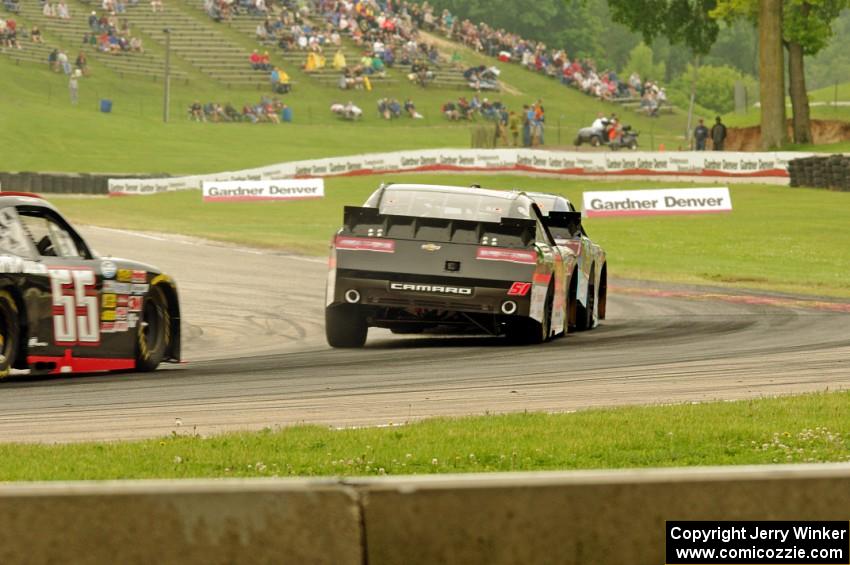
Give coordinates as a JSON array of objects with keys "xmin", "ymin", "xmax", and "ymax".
[{"xmin": 726, "ymin": 119, "xmax": 850, "ymax": 150}]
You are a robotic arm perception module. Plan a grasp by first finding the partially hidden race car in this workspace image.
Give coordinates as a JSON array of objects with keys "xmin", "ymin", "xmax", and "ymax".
[
  {"xmin": 325, "ymin": 183, "xmax": 607, "ymax": 347},
  {"xmin": 0, "ymin": 193, "xmax": 181, "ymax": 378}
]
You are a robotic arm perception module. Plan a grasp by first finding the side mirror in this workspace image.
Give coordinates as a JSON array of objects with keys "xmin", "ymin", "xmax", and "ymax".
[{"xmin": 545, "ymin": 211, "xmax": 582, "ymax": 237}]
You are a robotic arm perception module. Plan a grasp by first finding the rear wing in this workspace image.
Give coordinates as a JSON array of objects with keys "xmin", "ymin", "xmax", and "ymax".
[{"xmin": 342, "ymin": 206, "xmax": 537, "ymax": 248}]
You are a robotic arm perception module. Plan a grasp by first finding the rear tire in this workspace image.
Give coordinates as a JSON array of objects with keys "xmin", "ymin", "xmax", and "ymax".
[
  {"xmin": 506, "ymin": 286, "xmax": 552, "ymax": 345},
  {"xmin": 575, "ymin": 271, "xmax": 596, "ymax": 331},
  {"xmin": 326, "ymin": 305, "xmax": 368, "ymax": 348},
  {"xmin": 0, "ymin": 291, "xmax": 19, "ymax": 379},
  {"xmin": 136, "ymin": 285, "xmax": 170, "ymax": 372},
  {"xmin": 590, "ymin": 135, "xmax": 601, "ymax": 147}
]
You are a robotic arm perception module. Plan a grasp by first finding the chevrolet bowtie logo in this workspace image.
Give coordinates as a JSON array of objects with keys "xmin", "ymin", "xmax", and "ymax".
[{"xmin": 421, "ymin": 243, "xmax": 441, "ymax": 252}]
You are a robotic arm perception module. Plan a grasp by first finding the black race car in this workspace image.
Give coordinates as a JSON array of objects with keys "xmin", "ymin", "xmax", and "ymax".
[
  {"xmin": 0, "ymin": 193, "xmax": 180, "ymax": 378},
  {"xmin": 325, "ymin": 183, "xmax": 599, "ymax": 347}
]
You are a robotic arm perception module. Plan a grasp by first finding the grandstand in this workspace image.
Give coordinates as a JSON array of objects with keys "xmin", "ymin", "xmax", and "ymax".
[{"xmin": 14, "ymin": 0, "xmax": 189, "ymax": 82}]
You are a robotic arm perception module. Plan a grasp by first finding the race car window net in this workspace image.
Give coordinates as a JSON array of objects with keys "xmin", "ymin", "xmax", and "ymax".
[
  {"xmin": 17, "ymin": 207, "xmax": 91, "ymax": 259},
  {"xmin": 0, "ymin": 207, "xmax": 36, "ymax": 258}
]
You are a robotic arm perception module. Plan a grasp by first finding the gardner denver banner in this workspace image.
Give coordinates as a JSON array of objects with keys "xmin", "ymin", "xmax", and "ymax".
[
  {"xmin": 583, "ymin": 187, "xmax": 732, "ymax": 217},
  {"xmin": 202, "ymin": 179, "xmax": 324, "ymax": 202},
  {"xmin": 108, "ymin": 149, "xmax": 811, "ymax": 195}
]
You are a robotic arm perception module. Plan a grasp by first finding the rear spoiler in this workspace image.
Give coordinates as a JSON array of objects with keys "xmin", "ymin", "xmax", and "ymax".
[
  {"xmin": 342, "ymin": 206, "xmax": 537, "ymax": 247},
  {"xmin": 542, "ymin": 211, "xmax": 582, "ymax": 237}
]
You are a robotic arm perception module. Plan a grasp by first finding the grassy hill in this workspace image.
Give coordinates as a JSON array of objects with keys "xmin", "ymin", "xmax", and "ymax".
[{"xmin": 0, "ymin": 0, "xmax": 690, "ymax": 175}]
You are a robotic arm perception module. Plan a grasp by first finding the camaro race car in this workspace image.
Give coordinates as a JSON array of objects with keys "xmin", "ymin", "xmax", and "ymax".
[
  {"xmin": 325, "ymin": 183, "xmax": 607, "ymax": 347},
  {"xmin": 0, "ymin": 193, "xmax": 181, "ymax": 378}
]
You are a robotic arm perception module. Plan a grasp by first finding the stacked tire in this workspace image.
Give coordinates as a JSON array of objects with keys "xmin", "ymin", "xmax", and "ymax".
[{"xmin": 787, "ymin": 156, "xmax": 850, "ymax": 191}]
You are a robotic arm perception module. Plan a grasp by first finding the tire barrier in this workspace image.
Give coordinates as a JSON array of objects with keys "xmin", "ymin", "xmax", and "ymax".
[
  {"xmin": 788, "ymin": 155, "xmax": 850, "ymax": 191},
  {"xmin": 3, "ymin": 464, "xmax": 850, "ymax": 565},
  {"xmin": 0, "ymin": 172, "xmax": 167, "ymax": 195}
]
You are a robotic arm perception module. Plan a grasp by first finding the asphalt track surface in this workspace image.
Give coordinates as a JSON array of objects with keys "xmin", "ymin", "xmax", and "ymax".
[{"xmin": 1, "ymin": 227, "xmax": 848, "ymax": 442}]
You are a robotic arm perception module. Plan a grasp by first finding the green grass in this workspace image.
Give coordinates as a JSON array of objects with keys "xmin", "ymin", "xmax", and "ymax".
[
  {"xmin": 50, "ymin": 174, "xmax": 850, "ymax": 297},
  {"xmin": 3, "ymin": 391, "xmax": 850, "ymax": 480}
]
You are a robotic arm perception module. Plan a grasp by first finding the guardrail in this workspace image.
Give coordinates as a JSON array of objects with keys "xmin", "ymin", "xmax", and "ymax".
[{"xmin": 3, "ymin": 463, "xmax": 850, "ymax": 564}]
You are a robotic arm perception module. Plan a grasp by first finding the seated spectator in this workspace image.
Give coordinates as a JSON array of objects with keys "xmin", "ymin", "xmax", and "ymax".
[
  {"xmin": 250, "ymin": 49, "xmax": 262, "ymax": 70},
  {"xmin": 150, "ymin": 0, "xmax": 163, "ymax": 13},
  {"xmin": 57, "ymin": 1, "xmax": 70, "ymax": 19},
  {"xmin": 43, "ymin": 2, "xmax": 56, "ymax": 18},
  {"xmin": 332, "ymin": 49, "xmax": 346, "ymax": 70},
  {"xmin": 442, "ymin": 101, "xmax": 459, "ymax": 121},
  {"xmin": 88, "ymin": 11, "xmax": 99, "ymax": 31},
  {"xmin": 189, "ymin": 101, "xmax": 204, "ymax": 122},
  {"xmin": 129, "ymin": 36, "xmax": 143, "ymax": 53},
  {"xmin": 4, "ymin": 0, "xmax": 20, "ymax": 14},
  {"xmin": 75, "ymin": 51, "xmax": 89, "ymax": 76},
  {"xmin": 255, "ymin": 22, "xmax": 267, "ymax": 42},
  {"xmin": 404, "ymin": 98, "xmax": 423, "ymax": 119},
  {"xmin": 304, "ymin": 50, "xmax": 325, "ymax": 72},
  {"xmin": 31, "ymin": 25, "xmax": 43, "ymax": 44},
  {"xmin": 270, "ymin": 67, "xmax": 291, "ymax": 94},
  {"xmin": 259, "ymin": 50, "xmax": 271, "ymax": 70}
]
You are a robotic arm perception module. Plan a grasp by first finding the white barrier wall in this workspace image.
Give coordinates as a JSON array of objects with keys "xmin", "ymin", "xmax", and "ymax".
[{"xmin": 108, "ymin": 149, "xmax": 811, "ymax": 195}]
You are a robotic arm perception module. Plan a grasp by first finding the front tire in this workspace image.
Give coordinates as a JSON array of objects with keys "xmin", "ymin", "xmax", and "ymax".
[
  {"xmin": 136, "ymin": 285, "xmax": 170, "ymax": 372},
  {"xmin": 326, "ymin": 304, "xmax": 367, "ymax": 348},
  {"xmin": 0, "ymin": 291, "xmax": 19, "ymax": 378}
]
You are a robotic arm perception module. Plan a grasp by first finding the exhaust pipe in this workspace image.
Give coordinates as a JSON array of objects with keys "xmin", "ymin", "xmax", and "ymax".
[
  {"xmin": 344, "ymin": 289, "xmax": 361, "ymax": 304},
  {"xmin": 501, "ymin": 300, "xmax": 517, "ymax": 315}
]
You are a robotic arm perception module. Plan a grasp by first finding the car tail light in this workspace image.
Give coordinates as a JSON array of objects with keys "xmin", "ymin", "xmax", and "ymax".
[
  {"xmin": 476, "ymin": 247, "xmax": 537, "ymax": 265},
  {"xmin": 335, "ymin": 236, "xmax": 395, "ymax": 253}
]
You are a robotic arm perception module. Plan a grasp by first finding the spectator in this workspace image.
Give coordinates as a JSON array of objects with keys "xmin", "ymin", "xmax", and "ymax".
[
  {"xmin": 189, "ymin": 100, "xmax": 204, "ymax": 122},
  {"xmin": 404, "ymin": 98, "xmax": 423, "ymax": 119},
  {"xmin": 30, "ymin": 25, "xmax": 43, "ymax": 44},
  {"xmin": 270, "ymin": 67, "xmax": 291, "ymax": 94},
  {"xmin": 150, "ymin": 0, "xmax": 163, "ymax": 13},
  {"xmin": 711, "ymin": 116, "xmax": 727, "ymax": 151},
  {"xmin": 75, "ymin": 51, "xmax": 89, "ymax": 76},
  {"xmin": 69, "ymin": 72, "xmax": 79, "ymax": 105},
  {"xmin": 48, "ymin": 48, "xmax": 59, "ymax": 71},
  {"xmin": 88, "ymin": 11, "xmax": 99, "ymax": 31},
  {"xmin": 508, "ymin": 110, "xmax": 521, "ymax": 146},
  {"xmin": 250, "ymin": 49, "xmax": 262, "ymax": 69},
  {"xmin": 43, "ymin": 2, "xmax": 56, "ymax": 18},
  {"xmin": 57, "ymin": 50, "xmax": 71, "ymax": 75},
  {"xmin": 694, "ymin": 118, "xmax": 709, "ymax": 151},
  {"xmin": 57, "ymin": 1, "xmax": 71, "ymax": 19},
  {"xmin": 522, "ymin": 104, "xmax": 531, "ymax": 147}
]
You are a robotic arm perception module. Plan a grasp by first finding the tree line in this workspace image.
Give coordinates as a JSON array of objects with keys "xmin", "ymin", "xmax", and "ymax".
[{"xmin": 426, "ymin": 0, "xmax": 850, "ymax": 149}]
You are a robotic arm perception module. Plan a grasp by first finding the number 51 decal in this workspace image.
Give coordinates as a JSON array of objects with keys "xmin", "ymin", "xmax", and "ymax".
[{"xmin": 49, "ymin": 267, "xmax": 100, "ymax": 345}]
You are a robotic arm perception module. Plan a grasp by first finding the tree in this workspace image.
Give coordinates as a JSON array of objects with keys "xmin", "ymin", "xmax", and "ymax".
[
  {"xmin": 783, "ymin": 0, "xmax": 849, "ymax": 143},
  {"xmin": 607, "ymin": 0, "xmax": 721, "ymax": 55},
  {"xmin": 759, "ymin": 0, "xmax": 787, "ymax": 149},
  {"xmin": 622, "ymin": 43, "xmax": 666, "ymax": 83},
  {"xmin": 713, "ymin": 0, "xmax": 850, "ymax": 144}
]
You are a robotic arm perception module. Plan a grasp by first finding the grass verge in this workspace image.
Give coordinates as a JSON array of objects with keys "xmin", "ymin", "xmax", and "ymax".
[
  {"xmin": 2, "ymin": 391, "xmax": 850, "ymax": 480},
  {"xmin": 51, "ymin": 174, "xmax": 850, "ymax": 297}
]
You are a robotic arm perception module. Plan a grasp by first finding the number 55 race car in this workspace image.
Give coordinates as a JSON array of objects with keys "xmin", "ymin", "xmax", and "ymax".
[
  {"xmin": 0, "ymin": 193, "xmax": 181, "ymax": 378},
  {"xmin": 325, "ymin": 183, "xmax": 607, "ymax": 347}
]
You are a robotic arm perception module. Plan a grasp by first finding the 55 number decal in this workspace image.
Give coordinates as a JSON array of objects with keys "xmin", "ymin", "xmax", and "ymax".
[{"xmin": 49, "ymin": 268, "xmax": 100, "ymax": 345}]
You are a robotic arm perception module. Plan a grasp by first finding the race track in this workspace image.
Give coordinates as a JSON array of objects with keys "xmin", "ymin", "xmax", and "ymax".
[{"xmin": 1, "ymin": 227, "xmax": 848, "ymax": 442}]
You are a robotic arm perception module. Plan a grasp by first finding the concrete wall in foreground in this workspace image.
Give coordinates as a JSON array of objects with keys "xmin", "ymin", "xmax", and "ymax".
[
  {"xmin": 3, "ymin": 464, "xmax": 850, "ymax": 564},
  {"xmin": 0, "ymin": 479, "xmax": 362, "ymax": 565}
]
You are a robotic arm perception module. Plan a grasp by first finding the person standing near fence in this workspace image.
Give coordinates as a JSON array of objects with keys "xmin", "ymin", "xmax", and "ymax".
[
  {"xmin": 694, "ymin": 118, "xmax": 709, "ymax": 151},
  {"xmin": 69, "ymin": 72, "xmax": 79, "ymax": 105},
  {"xmin": 711, "ymin": 116, "xmax": 727, "ymax": 151}
]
